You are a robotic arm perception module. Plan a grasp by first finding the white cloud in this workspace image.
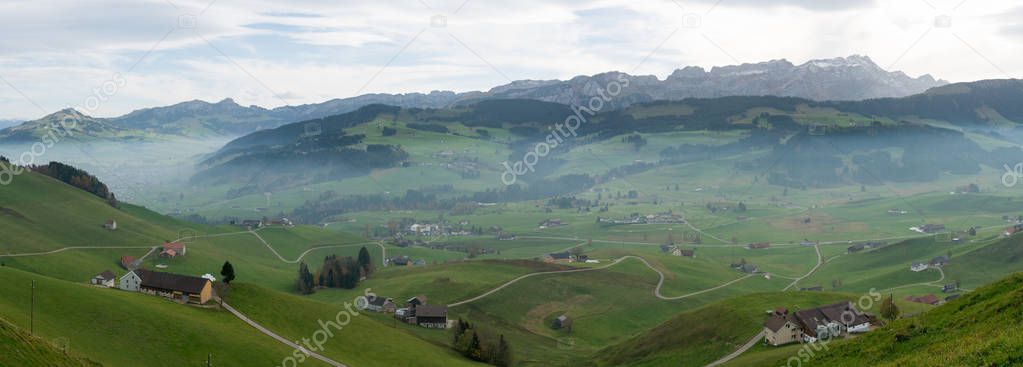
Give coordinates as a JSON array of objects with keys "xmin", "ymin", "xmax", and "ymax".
[{"xmin": 0, "ymin": 0, "xmax": 1021, "ymax": 119}]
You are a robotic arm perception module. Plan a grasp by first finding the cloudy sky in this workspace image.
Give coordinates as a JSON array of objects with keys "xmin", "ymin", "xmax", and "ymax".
[{"xmin": 0, "ymin": 0, "xmax": 1020, "ymax": 119}]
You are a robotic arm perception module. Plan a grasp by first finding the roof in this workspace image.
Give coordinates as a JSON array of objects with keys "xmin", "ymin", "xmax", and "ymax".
[
  {"xmin": 137, "ymin": 270, "xmax": 211, "ymax": 294},
  {"xmin": 105, "ymin": 219, "xmax": 116, "ymax": 224},
  {"xmin": 415, "ymin": 305, "xmax": 448, "ymax": 318},
  {"xmin": 793, "ymin": 302, "xmax": 871, "ymax": 335},
  {"xmin": 369, "ymin": 297, "xmax": 392, "ymax": 307},
  {"xmin": 914, "ymin": 294, "xmax": 940, "ymax": 304},
  {"xmin": 407, "ymin": 295, "xmax": 427, "ymax": 304},
  {"xmin": 763, "ymin": 313, "xmax": 797, "ymax": 332},
  {"xmin": 548, "ymin": 252, "xmax": 572, "ymax": 260},
  {"xmin": 163, "ymin": 242, "xmax": 185, "ymax": 251},
  {"xmin": 94, "ymin": 270, "xmax": 116, "ymax": 281}
]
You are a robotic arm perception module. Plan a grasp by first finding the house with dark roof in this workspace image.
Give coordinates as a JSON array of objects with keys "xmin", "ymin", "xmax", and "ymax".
[
  {"xmin": 412, "ymin": 305, "xmax": 448, "ymax": 328},
  {"xmin": 103, "ymin": 219, "xmax": 117, "ymax": 230},
  {"xmin": 552, "ymin": 315, "xmax": 573, "ymax": 330},
  {"xmin": 763, "ymin": 309, "xmax": 802, "ymax": 346},
  {"xmin": 930, "ymin": 255, "xmax": 950, "ymax": 267},
  {"xmin": 731, "ymin": 263, "xmax": 759, "ymax": 274},
  {"xmin": 764, "ymin": 302, "xmax": 874, "ymax": 346},
  {"xmin": 544, "ymin": 252, "xmax": 574, "ymax": 263},
  {"xmin": 748, "ymin": 242, "xmax": 770, "ymax": 250},
  {"xmin": 119, "ymin": 269, "xmax": 213, "ymax": 304},
  {"xmin": 90, "ymin": 270, "xmax": 116, "ymax": 288},
  {"xmin": 362, "ymin": 297, "xmax": 396, "ymax": 313}
]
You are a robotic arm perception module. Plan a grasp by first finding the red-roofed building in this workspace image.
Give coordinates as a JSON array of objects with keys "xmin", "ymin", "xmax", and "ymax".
[
  {"xmin": 905, "ymin": 294, "xmax": 940, "ymax": 305},
  {"xmin": 120, "ymin": 255, "xmax": 138, "ymax": 270},
  {"xmin": 160, "ymin": 242, "xmax": 186, "ymax": 257}
]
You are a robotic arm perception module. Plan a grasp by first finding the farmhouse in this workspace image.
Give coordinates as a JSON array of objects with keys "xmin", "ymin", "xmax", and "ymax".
[
  {"xmin": 240, "ymin": 219, "xmax": 263, "ymax": 228},
  {"xmin": 942, "ymin": 282, "xmax": 960, "ymax": 293},
  {"xmin": 412, "ymin": 305, "xmax": 448, "ymax": 328},
  {"xmin": 1005, "ymin": 223, "xmax": 1023, "ymax": 236},
  {"xmin": 731, "ymin": 263, "xmax": 759, "ymax": 274},
  {"xmin": 544, "ymin": 252, "xmax": 574, "ymax": 263},
  {"xmin": 930, "ymin": 255, "xmax": 950, "ymax": 267},
  {"xmin": 120, "ymin": 255, "xmax": 140, "ymax": 270},
  {"xmin": 680, "ymin": 249, "xmax": 695, "ymax": 258},
  {"xmin": 763, "ymin": 303, "xmax": 872, "ymax": 346},
  {"xmin": 387, "ymin": 256, "xmax": 412, "ymax": 267},
  {"xmin": 497, "ymin": 233, "xmax": 517, "ymax": 241},
  {"xmin": 847, "ymin": 243, "xmax": 866, "ymax": 253},
  {"xmin": 118, "ymin": 269, "xmax": 213, "ymax": 305},
  {"xmin": 363, "ymin": 297, "xmax": 397, "ymax": 313},
  {"xmin": 910, "ymin": 262, "xmax": 929, "ymax": 272},
  {"xmin": 103, "ymin": 219, "xmax": 117, "ymax": 230},
  {"xmin": 748, "ymin": 242, "xmax": 770, "ymax": 250},
  {"xmin": 538, "ymin": 219, "xmax": 564, "ymax": 228},
  {"xmin": 913, "ymin": 224, "xmax": 946, "ymax": 234},
  {"xmin": 409, "ymin": 223, "xmax": 440, "ymax": 235},
  {"xmin": 160, "ymin": 242, "xmax": 186, "ymax": 258},
  {"xmin": 90, "ymin": 270, "xmax": 116, "ymax": 287},
  {"xmin": 551, "ymin": 315, "xmax": 573, "ymax": 330}
]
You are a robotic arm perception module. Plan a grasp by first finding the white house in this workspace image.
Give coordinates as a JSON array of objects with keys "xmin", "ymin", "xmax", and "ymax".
[
  {"xmin": 910, "ymin": 262, "xmax": 929, "ymax": 272},
  {"xmin": 90, "ymin": 270, "xmax": 116, "ymax": 288},
  {"xmin": 119, "ymin": 270, "xmax": 143, "ymax": 291}
]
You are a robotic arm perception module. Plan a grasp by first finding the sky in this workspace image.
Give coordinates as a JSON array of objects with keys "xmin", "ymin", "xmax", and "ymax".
[{"xmin": 0, "ymin": 0, "xmax": 1020, "ymax": 120}]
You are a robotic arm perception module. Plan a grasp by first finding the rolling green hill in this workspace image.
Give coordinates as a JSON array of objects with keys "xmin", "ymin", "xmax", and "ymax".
[
  {"xmin": 0, "ymin": 317, "xmax": 101, "ymax": 367},
  {"xmin": 735, "ymin": 271, "xmax": 1023, "ymax": 367}
]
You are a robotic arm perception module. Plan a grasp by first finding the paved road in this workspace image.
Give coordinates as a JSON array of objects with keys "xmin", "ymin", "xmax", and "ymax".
[
  {"xmin": 220, "ymin": 300, "xmax": 348, "ymax": 367},
  {"xmin": 704, "ymin": 331, "xmax": 765, "ymax": 367}
]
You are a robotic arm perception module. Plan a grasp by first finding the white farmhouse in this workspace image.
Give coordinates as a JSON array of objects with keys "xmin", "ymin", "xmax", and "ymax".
[{"xmin": 119, "ymin": 270, "xmax": 143, "ymax": 291}]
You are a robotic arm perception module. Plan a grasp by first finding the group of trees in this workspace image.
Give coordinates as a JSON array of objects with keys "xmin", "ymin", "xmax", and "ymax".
[
  {"xmin": 451, "ymin": 319, "xmax": 511, "ymax": 366},
  {"xmin": 296, "ymin": 247, "xmax": 373, "ymax": 294},
  {"xmin": 29, "ymin": 162, "xmax": 118, "ymax": 207}
]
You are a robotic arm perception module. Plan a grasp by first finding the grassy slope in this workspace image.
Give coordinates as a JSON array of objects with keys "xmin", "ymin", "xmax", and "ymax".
[
  {"xmin": 591, "ymin": 292, "xmax": 857, "ymax": 367},
  {"xmin": 738, "ymin": 272, "xmax": 1023, "ymax": 367},
  {"xmin": 0, "ymin": 317, "xmax": 102, "ymax": 367}
]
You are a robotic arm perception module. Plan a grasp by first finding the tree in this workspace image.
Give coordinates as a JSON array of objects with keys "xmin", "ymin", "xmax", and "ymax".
[
  {"xmin": 494, "ymin": 334, "xmax": 511, "ymax": 367},
  {"xmin": 357, "ymin": 246, "xmax": 374, "ymax": 276},
  {"xmin": 220, "ymin": 261, "xmax": 236, "ymax": 284},
  {"xmin": 880, "ymin": 294, "xmax": 900, "ymax": 322},
  {"xmin": 297, "ymin": 262, "xmax": 315, "ymax": 294}
]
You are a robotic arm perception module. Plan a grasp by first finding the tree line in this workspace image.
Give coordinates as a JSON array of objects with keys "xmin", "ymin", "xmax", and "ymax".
[
  {"xmin": 296, "ymin": 247, "xmax": 374, "ymax": 294},
  {"xmin": 451, "ymin": 318, "xmax": 511, "ymax": 366}
]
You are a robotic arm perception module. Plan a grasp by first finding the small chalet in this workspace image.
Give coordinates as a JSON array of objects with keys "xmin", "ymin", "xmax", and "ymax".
[
  {"xmin": 240, "ymin": 219, "xmax": 263, "ymax": 228},
  {"xmin": 497, "ymin": 233, "xmax": 517, "ymax": 241},
  {"xmin": 905, "ymin": 294, "xmax": 940, "ymax": 305},
  {"xmin": 917, "ymin": 224, "xmax": 946, "ymax": 234},
  {"xmin": 160, "ymin": 242, "xmax": 186, "ymax": 258},
  {"xmin": 412, "ymin": 305, "xmax": 448, "ymax": 328},
  {"xmin": 103, "ymin": 219, "xmax": 117, "ymax": 230},
  {"xmin": 544, "ymin": 252, "xmax": 573, "ymax": 263},
  {"xmin": 942, "ymin": 282, "xmax": 959, "ymax": 293},
  {"xmin": 363, "ymin": 297, "xmax": 397, "ymax": 313},
  {"xmin": 120, "ymin": 255, "xmax": 140, "ymax": 270},
  {"xmin": 930, "ymin": 255, "xmax": 950, "ymax": 267},
  {"xmin": 538, "ymin": 219, "xmax": 564, "ymax": 228},
  {"xmin": 910, "ymin": 262, "xmax": 929, "ymax": 272},
  {"xmin": 388, "ymin": 256, "xmax": 412, "ymax": 267},
  {"xmin": 748, "ymin": 242, "xmax": 770, "ymax": 250},
  {"xmin": 551, "ymin": 315, "xmax": 573, "ymax": 330},
  {"xmin": 90, "ymin": 270, "xmax": 116, "ymax": 287},
  {"xmin": 732, "ymin": 263, "xmax": 759, "ymax": 274}
]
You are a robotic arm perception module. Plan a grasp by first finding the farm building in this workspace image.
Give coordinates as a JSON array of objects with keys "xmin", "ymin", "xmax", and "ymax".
[
  {"xmin": 910, "ymin": 262, "xmax": 929, "ymax": 272},
  {"xmin": 930, "ymin": 255, "xmax": 950, "ymax": 267},
  {"xmin": 90, "ymin": 270, "xmax": 116, "ymax": 287},
  {"xmin": 412, "ymin": 305, "xmax": 448, "ymax": 328},
  {"xmin": 123, "ymin": 269, "xmax": 213, "ymax": 304},
  {"xmin": 363, "ymin": 297, "xmax": 397, "ymax": 313},
  {"xmin": 763, "ymin": 302, "xmax": 873, "ymax": 346},
  {"xmin": 551, "ymin": 315, "xmax": 573, "ymax": 330},
  {"xmin": 732, "ymin": 263, "xmax": 759, "ymax": 274},
  {"xmin": 160, "ymin": 242, "xmax": 186, "ymax": 258},
  {"xmin": 120, "ymin": 255, "xmax": 140, "ymax": 270},
  {"xmin": 748, "ymin": 242, "xmax": 770, "ymax": 250},
  {"xmin": 103, "ymin": 219, "xmax": 117, "ymax": 230},
  {"xmin": 544, "ymin": 252, "xmax": 573, "ymax": 263}
]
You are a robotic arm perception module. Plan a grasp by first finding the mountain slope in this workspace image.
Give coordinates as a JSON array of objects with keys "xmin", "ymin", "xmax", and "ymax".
[
  {"xmin": 0, "ymin": 55, "xmax": 945, "ymax": 142},
  {"xmin": 750, "ymin": 272, "xmax": 1023, "ymax": 366},
  {"xmin": 0, "ymin": 317, "xmax": 102, "ymax": 367},
  {"xmin": 479, "ymin": 55, "xmax": 945, "ymax": 108},
  {"xmin": 0, "ymin": 109, "xmax": 157, "ymax": 143}
]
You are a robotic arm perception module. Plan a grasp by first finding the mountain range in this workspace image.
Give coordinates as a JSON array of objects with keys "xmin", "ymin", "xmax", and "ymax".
[{"xmin": 0, "ymin": 55, "xmax": 946, "ymax": 142}]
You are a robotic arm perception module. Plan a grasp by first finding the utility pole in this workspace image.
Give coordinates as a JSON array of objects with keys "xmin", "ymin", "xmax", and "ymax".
[
  {"xmin": 206, "ymin": 353, "xmax": 212, "ymax": 367},
  {"xmin": 30, "ymin": 280, "xmax": 35, "ymax": 335}
]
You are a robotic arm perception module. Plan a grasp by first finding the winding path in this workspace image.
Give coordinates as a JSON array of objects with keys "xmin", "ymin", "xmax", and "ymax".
[
  {"xmin": 782, "ymin": 244, "xmax": 823, "ymax": 291},
  {"xmin": 448, "ymin": 255, "xmax": 754, "ymax": 307},
  {"xmin": 704, "ymin": 331, "xmax": 765, "ymax": 367}
]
